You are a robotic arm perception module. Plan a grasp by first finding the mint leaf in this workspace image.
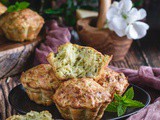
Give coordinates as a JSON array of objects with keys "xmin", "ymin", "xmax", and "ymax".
[
  {"xmin": 124, "ymin": 87, "xmax": 134, "ymax": 99},
  {"xmin": 105, "ymin": 102, "xmax": 117, "ymax": 112},
  {"xmin": 7, "ymin": 1, "xmax": 30, "ymax": 12},
  {"xmin": 117, "ymin": 104, "xmax": 127, "ymax": 117},
  {"xmin": 18, "ymin": 2, "xmax": 30, "ymax": 9},
  {"xmin": 114, "ymin": 94, "xmax": 121, "ymax": 101},
  {"xmin": 7, "ymin": 5, "xmax": 17, "ymax": 12},
  {"xmin": 106, "ymin": 87, "xmax": 145, "ymax": 117},
  {"xmin": 124, "ymin": 99, "xmax": 145, "ymax": 108}
]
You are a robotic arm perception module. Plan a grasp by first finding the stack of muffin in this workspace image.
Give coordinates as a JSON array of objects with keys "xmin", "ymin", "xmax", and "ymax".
[{"xmin": 20, "ymin": 43, "xmax": 129, "ymax": 120}]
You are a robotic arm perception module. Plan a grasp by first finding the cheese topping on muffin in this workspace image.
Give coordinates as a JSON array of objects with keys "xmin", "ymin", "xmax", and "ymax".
[
  {"xmin": 53, "ymin": 78, "xmax": 113, "ymax": 108},
  {"xmin": 0, "ymin": 8, "xmax": 44, "ymax": 42},
  {"xmin": 21, "ymin": 64, "xmax": 60, "ymax": 90},
  {"xmin": 20, "ymin": 64, "xmax": 61, "ymax": 106}
]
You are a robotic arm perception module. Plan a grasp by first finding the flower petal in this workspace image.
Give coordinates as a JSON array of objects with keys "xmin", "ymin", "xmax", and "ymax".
[
  {"xmin": 111, "ymin": 15, "xmax": 127, "ymax": 30},
  {"xmin": 137, "ymin": 9, "xmax": 147, "ymax": 20},
  {"xmin": 114, "ymin": 29, "xmax": 126, "ymax": 37},
  {"xmin": 107, "ymin": 7, "xmax": 119, "ymax": 21},
  {"xmin": 112, "ymin": 1, "xmax": 119, "ymax": 8},
  {"xmin": 127, "ymin": 8, "xmax": 147, "ymax": 23},
  {"xmin": 108, "ymin": 15, "xmax": 127, "ymax": 37},
  {"xmin": 125, "ymin": 22, "xmax": 149, "ymax": 39},
  {"xmin": 127, "ymin": 8, "xmax": 139, "ymax": 23},
  {"xmin": 119, "ymin": 0, "xmax": 133, "ymax": 12}
]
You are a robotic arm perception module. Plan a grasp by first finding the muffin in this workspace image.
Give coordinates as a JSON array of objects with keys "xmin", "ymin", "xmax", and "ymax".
[
  {"xmin": 97, "ymin": 67, "xmax": 129, "ymax": 95},
  {"xmin": 53, "ymin": 78, "xmax": 114, "ymax": 120},
  {"xmin": 0, "ymin": 3, "xmax": 7, "ymax": 15},
  {"xmin": 20, "ymin": 64, "xmax": 61, "ymax": 106},
  {"xmin": 47, "ymin": 43, "xmax": 112, "ymax": 81},
  {"xmin": 6, "ymin": 111, "xmax": 53, "ymax": 120},
  {"xmin": 0, "ymin": 8, "xmax": 44, "ymax": 42},
  {"xmin": 0, "ymin": 2, "xmax": 7, "ymax": 35}
]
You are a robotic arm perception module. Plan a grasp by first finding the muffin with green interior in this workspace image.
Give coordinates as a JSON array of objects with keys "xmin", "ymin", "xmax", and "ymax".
[
  {"xmin": 47, "ymin": 43, "xmax": 112, "ymax": 81},
  {"xmin": 20, "ymin": 64, "xmax": 61, "ymax": 106},
  {"xmin": 6, "ymin": 111, "xmax": 53, "ymax": 120}
]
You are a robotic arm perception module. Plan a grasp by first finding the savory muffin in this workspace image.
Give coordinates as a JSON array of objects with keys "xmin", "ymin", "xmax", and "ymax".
[
  {"xmin": 0, "ymin": 8, "xmax": 44, "ymax": 42},
  {"xmin": 53, "ymin": 78, "xmax": 114, "ymax": 120},
  {"xmin": 20, "ymin": 64, "xmax": 61, "ymax": 106},
  {"xmin": 0, "ymin": 3, "xmax": 7, "ymax": 35},
  {"xmin": 47, "ymin": 43, "xmax": 112, "ymax": 81},
  {"xmin": 6, "ymin": 111, "xmax": 53, "ymax": 120},
  {"xmin": 0, "ymin": 3, "xmax": 7, "ymax": 15},
  {"xmin": 97, "ymin": 67, "xmax": 129, "ymax": 95}
]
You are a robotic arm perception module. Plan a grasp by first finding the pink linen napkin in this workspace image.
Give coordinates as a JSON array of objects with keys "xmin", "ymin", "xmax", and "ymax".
[
  {"xmin": 110, "ymin": 66, "xmax": 160, "ymax": 91},
  {"xmin": 127, "ymin": 97, "xmax": 160, "ymax": 120},
  {"xmin": 34, "ymin": 20, "xmax": 71, "ymax": 65}
]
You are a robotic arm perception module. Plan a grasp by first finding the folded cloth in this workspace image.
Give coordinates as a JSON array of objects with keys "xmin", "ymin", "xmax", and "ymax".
[
  {"xmin": 127, "ymin": 97, "xmax": 160, "ymax": 120},
  {"xmin": 110, "ymin": 66, "xmax": 160, "ymax": 91},
  {"xmin": 34, "ymin": 20, "xmax": 71, "ymax": 65},
  {"xmin": 110, "ymin": 66, "xmax": 160, "ymax": 120}
]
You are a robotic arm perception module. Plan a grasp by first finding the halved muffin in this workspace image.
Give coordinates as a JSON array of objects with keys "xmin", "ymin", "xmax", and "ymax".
[
  {"xmin": 47, "ymin": 43, "xmax": 112, "ymax": 81},
  {"xmin": 53, "ymin": 78, "xmax": 114, "ymax": 120},
  {"xmin": 97, "ymin": 68, "xmax": 129, "ymax": 96},
  {"xmin": 6, "ymin": 111, "xmax": 53, "ymax": 120},
  {"xmin": 20, "ymin": 64, "xmax": 61, "ymax": 106}
]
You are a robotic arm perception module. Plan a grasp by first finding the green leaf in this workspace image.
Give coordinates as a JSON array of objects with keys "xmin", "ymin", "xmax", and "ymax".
[
  {"xmin": 133, "ymin": 0, "xmax": 144, "ymax": 7},
  {"xmin": 1, "ymin": 0, "xmax": 10, "ymax": 6},
  {"xmin": 123, "ymin": 87, "xmax": 134, "ymax": 99},
  {"xmin": 7, "ymin": 5, "xmax": 17, "ymax": 12},
  {"xmin": 45, "ymin": 8, "xmax": 64, "ymax": 15},
  {"xmin": 18, "ymin": 2, "xmax": 30, "ymax": 9},
  {"xmin": 123, "ymin": 98, "xmax": 145, "ymax": 108},
  {"xmin": 105, "ymin": 102, "xmax": 117, "ymax": 112},
  {"xmin": 114, "ymin": 94, "xmax": 121, "ymax": 101},
  {"xmin": 117, "ymin": 104, "xmax": 127, "ymax": 117},
  {"xmin": 7, "ymin": 1, "xmax": 30, "ymax": 12}
]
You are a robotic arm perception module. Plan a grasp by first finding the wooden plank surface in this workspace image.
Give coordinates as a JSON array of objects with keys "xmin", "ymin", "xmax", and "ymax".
[
  {"xmin": 0, "ymin": 29, "xmax": 160, "ymax": 120},
  {"xmin": 111, "ymin": 29, "xmax": 160, "ymax": 68},
  {"xmin": 0, "ymin": 36, "xmax": 42, "ymax": 79}
]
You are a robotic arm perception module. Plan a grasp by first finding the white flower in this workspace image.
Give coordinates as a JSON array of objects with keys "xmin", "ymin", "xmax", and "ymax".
[{"xmin": 107, "ymin": 0, "xmax": 149, "ymax": 39}]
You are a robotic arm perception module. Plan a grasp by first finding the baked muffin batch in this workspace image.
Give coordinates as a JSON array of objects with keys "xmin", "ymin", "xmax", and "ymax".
[{"xmin": 20, "ymin": 43, "xmax": 129, "ymax": 120}]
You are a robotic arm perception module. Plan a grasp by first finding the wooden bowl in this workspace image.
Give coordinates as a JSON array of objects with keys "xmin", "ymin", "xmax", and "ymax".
[{"xmin": 77, "ymin": 17, "xmax": 133, "ymax": 61}]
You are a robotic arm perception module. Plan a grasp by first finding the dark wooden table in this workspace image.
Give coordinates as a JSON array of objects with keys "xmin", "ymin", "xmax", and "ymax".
[{"xmin": 0, "ymin": 29, "xmax": 160, "ymax": 120}]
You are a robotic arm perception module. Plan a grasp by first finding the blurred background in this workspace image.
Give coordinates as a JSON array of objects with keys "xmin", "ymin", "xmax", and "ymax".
[{"xmin": 1, "ymin": 0, "xmax": 160, "ymax": 29}]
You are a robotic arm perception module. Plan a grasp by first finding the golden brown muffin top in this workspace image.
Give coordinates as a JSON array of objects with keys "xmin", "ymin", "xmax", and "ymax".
[
  {"xmin": 0, "ymin": 8, "xmax": 44, "ymax": 42},
  {"xmin": 97, "ymin": 68, "xmax": 129, "ymax": 95},
  {"xmin": 20, "ymin": 64, "xmax": 60, "ymax": 90},
  {"xmin": 0, "ymin": 3, "xmax": 7, "ymax": 15},
  {"xmin": 53, "ymin": 78, "xmax": 113, "ymax": 109}
]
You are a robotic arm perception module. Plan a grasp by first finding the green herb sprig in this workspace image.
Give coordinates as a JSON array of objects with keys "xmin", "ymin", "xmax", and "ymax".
[
  {"xmin": 7, "ymin": 1, "xmax": 30, "ymax": 13},
  {"xmin": 106, "ymin": 87, "xmax": 145, "ymax": 117}
]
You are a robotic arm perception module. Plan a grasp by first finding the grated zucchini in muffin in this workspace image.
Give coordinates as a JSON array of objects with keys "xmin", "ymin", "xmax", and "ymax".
[
  {"xmin": 47, "ymin": 43, "xmax": 112, "ymax": 80},
  {"xmin": 6, "ymin": 111, "xmax": 53, "ymax": 120}
]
